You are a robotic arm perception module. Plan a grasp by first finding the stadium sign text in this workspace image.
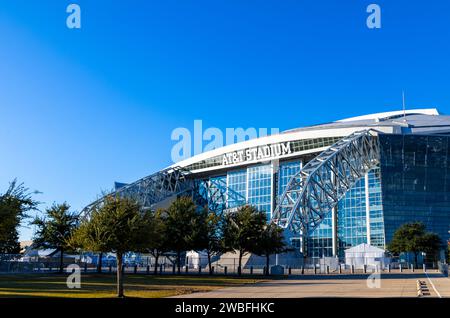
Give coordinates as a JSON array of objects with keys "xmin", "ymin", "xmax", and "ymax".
[{"xmin": 222, "ymin": 142, "xmax": 291, "ymax": 166}]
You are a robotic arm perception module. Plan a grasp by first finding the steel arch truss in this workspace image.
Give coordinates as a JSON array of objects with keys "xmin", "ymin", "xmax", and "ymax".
[
  {"xmin": 194, "ymin": 178, "xmax": 247, "ymax": 215},
  {"xmin": 80, "ymin": 166, "xmax": 248, "ymax": 218},
  {"xmin": 272, "ymin": 129, "xmax": 380, "ymax": 235},
  {"xmin": 194, "ymin": 178, "xmax": 227, "ymax": 214},
  {"xmin": 80, "ymin": 166, "xmax": 194, "ymax": 218},
  {"xmin": 119, "ymin": 167, "xmax": 195, "ymax": 207}
]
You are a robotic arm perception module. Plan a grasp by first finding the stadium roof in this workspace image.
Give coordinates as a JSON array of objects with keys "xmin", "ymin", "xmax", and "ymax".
[
  {"xmin": 173, "ymin": 108, "xmax": 450, "ymax": 171},
  {"xmin": 283, "ymin": 108, "xmax": 448, "ymax": 134}
]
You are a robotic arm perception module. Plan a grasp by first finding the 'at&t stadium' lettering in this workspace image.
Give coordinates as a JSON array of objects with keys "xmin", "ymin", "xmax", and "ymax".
[{"xmin": 222, "ymin": 142, "xmax": 291, "ymax": 166}]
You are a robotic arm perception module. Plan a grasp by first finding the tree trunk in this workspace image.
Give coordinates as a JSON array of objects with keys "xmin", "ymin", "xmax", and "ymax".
[
  {"xmin": 266, "ymin": 254, "xmax": 270, "ymax": 276},
  {"xmin": 116, "ymin": 252, "xmax": 124, "ymax": 297},
  {"xmin": 238, "ymin": 250, "xmax": 243, "ymax": 276},
  {"xmin": 153, "ymin": 253, "xmax": 159, "ymax": 275},
  {"xmin": 208, "ymin": 251, "xmax": 212, "ymax": 275},
  {"xmin": 177, "ymin": 251, "xmax": 181, "ymax": 275},
  {"xmin": 59, "ymin": 247, "xmax": 64, "ymax": 274},
  {"xmin": 97, "ymin": 252, "xmax": 103, "ymax": 273}
]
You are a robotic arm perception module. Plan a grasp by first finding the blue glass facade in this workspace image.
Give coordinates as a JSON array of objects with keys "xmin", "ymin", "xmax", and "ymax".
[
  {"xmin": 368, "ymin": 168, "xmax": 385, "ymax": 248},
  {"xmin": 226, "ymin": 170, "xmax": 247, "ymax": 208},
  {"xmin": 380, "ymin": 134, "xmax": 450, "ymax": 245},
  {"xmin": 321, "ymin": 168, "xmax": 385, "ymax": 257},
  {"xmin": 278, "ymin": 161, "xmax": 301, "ymax": 196},
  {"xmin": 247, "ymin": 164, "xmax": 273, "ymax": 220},
  {"xmin": 278, "ymin": 161, "xmax": 302, "ymax": 247},
  {"xmin": 203, "ymin": 164, "xmax": 273, "ymax": 220},
  {"xmin": 337, "ymin": 176, "xmax": 367, "ymax": 256},
  {"xmin": 307, "ymin": 217, "xmax": 334, "ymax": 258}
]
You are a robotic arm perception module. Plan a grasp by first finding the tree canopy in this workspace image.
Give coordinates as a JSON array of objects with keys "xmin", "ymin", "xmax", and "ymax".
[
  {"xmin": 253, "ymin": 222, "xmax": 286, "ymax": 275},
  {"xmin": 143, "ymin": 209, "xmax": 170, "ymax": 274},
  {"xmin": 31, "ymin": 203, "xmax": 78, "ymax": 272},
  {"xmin": 71, "ymin": 195, "xmax": 153, "ymax": 297},
  {"xmin": 222, "ymin": 205, "xmax": 266, "ymax": 275},
  {"xmin": 191, "ymin": 206, "xmax": 225, "ymax": 274},
  {"xmin": 388, "ymin": 221, "xmax": 442, "ymax": 266},
  {"xmin": 161, "ymin": 196, "xmax": 199, "ymax": 273},
  {"xmin": 0, "ymin": 180, "xmax": 39, "ymax": 254}
]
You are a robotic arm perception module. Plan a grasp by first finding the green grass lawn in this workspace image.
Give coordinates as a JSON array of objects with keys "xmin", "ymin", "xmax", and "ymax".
[{"xmin": 0, "ymin": 273, "xmax": 263, "ymax": 298}]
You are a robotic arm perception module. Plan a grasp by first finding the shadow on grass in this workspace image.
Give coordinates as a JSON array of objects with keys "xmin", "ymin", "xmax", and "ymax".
[{"xmin": 0, "ymin": 273, "xmax": 263, "ymax": 298}]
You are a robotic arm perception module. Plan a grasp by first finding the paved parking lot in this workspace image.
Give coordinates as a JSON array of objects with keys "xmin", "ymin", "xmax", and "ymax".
[{"xmin": 173, "ymin": 272, "xmax": 450, "ymax": 298}]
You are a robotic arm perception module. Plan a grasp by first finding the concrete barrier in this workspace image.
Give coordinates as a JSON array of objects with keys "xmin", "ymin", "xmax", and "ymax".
[{"xmin": 416, "ymin": 280, "xmax": 423, "ymax": 297}]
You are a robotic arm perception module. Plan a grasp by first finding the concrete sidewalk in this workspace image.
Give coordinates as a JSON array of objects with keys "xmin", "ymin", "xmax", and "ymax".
[{"xmin": 172, "ymin": 272, "xmax": 450, "ymax": 298}]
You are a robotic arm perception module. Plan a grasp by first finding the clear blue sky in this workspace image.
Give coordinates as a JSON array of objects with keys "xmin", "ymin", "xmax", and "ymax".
[{"xmin": 1, "ymin": 0, "xmax": 450, "ymax": 241}]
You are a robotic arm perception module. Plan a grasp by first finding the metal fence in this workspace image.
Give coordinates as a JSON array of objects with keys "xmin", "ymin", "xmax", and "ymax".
[{"xmin": 0, "ymin": 253, "xmax": 443, "ymax": 276}]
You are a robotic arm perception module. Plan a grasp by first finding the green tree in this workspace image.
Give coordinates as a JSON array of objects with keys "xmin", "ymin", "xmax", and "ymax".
[
  {"xmin": 253, "ymin": 222, "xmax": 286, "ymax": 275},
  {"xmin": 145, "ymin": 209, "xmax": 169, "ymax": 274},
  {"xmin": 192, "ymin": 207, "xmax": 224, "ymax": 275},
  {"xmin": 31, "ymin": 203, "xmax": 78, "ymax": 273},
  {"xmin": 222, "ymin": 205, "xmax": 266, "ymax": 276},
  {"xmin": 0, "ymin": 180, "xmax": 39, "ymax": 254},
  {"xmin": 162, "ymin": 197, "xmax": 198, "ymax": 274},
  {"xmin": 388, "ymin": 221, "xmax": 442, "ymax": 268},
  {"xmin": 71, "ymin": 196, "xmax": 152, "ymax": 297},
  {"xmin": 421, "ymin": 232, "xmax": 442, "ymax": 263}
]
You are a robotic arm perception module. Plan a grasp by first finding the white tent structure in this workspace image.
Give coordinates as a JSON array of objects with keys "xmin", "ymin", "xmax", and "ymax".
[
  {"xmin": 186, "ymin": 250, "xmax": 209, "ymax": 269},
  {"xmin": 345, "ymin": 243, "xmax": 390, "ymax": 269}
]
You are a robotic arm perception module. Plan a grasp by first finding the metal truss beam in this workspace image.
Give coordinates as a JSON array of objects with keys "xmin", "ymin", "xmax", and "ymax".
[
  {"xmin": 79, "ymin": 166, "xmax": 194, "ymax": 218},
  {"xmin": 194, "ymin": 177, "xmax": 247, "ymax": 214},
  {"xmin": 272, "ymin": 129, "xmax": 380, "ymax": 236},
  {"xmin": 80, "ymin": 166, "xmax": 247, "ymax": 218}
]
